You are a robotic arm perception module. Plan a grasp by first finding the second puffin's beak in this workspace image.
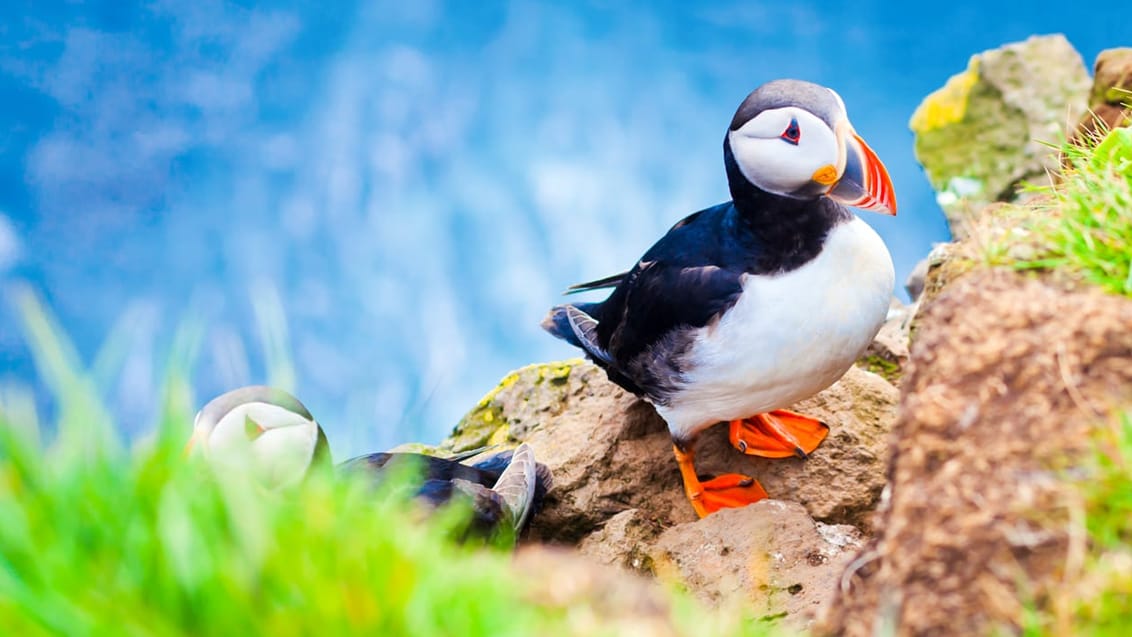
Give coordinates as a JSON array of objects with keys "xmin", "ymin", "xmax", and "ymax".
[{"xmin": 828, "ymin": 125, "xmax": 897, "ymax": 216}]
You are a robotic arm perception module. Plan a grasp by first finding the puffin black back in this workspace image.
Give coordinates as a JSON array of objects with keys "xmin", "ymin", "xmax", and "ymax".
[{"xmin": 337, "ymin": 447, "xmax": 552, "ymax": 538}]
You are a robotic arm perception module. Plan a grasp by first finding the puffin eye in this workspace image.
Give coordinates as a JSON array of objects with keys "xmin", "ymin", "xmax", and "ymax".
[
  {"xmin": 245, "ymin": 415, "xmax": 266, "ymax": 441},
  {"xmin": 780, "ymin": 118, "xmax": 801, "ymax": 145}
]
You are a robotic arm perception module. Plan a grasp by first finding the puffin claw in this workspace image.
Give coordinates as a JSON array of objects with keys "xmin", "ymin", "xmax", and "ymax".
[
  {"xmin": 729, "ymin": 410, "xmax": 830, "ymax": 459},
  {"xmin": 674, "ymin": 444, "xmax": 768, "ymax": 518}
]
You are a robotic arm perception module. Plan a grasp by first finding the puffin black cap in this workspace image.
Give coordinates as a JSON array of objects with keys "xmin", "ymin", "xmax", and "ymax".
[{"xmin": 729, "ymin": 79, "xmax": 844, "ymax": 131}]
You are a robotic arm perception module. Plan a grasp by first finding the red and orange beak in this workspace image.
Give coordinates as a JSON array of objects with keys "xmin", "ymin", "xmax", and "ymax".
[{"xmin": 828, "ymin": 127, "xmax": 897, "ymax": 216}]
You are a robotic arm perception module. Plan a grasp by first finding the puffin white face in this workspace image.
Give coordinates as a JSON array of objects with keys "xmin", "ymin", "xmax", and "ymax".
[
  {"xmin": 727, "ymin": 105, "xmax": 842, "ymax": 198},
  {"xmin": 187, "ymin": 398, "xmax": 320, "ymax": 489},
  {"xmin": 726, "ymin": 81, "xmax": 896, "ymax": 214}
]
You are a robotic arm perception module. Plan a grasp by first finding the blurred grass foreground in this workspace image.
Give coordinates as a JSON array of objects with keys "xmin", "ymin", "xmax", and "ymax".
[{"xmin": 0, "ymin": 291, "xmax": 771, "ymax": 636}]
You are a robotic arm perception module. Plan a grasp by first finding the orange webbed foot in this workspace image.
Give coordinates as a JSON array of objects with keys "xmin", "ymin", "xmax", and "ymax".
[
  {"xmin": 693, "ymin": 473, "xmax": 769, "ymax": 517},
  {"xmin": 729, "ymin": 409, "xmax": 830, "ymax": 459},
  {"xmin": 674, "ymin": 444, "xmax": 768, "ymax": 518}
]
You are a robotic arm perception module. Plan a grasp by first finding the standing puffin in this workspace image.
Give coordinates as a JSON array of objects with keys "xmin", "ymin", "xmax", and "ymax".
[
  {"xmin": 542, "ymin": 79, "xmax": 896, "ymax": 518},
  {"xmin": 185, "ymin": 386, "xmax": 550, "ymax": 538}
]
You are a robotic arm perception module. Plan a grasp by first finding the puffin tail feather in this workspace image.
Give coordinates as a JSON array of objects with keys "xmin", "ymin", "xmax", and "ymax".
[
  {"xmin": 563, "ymin": 305, "xmax": 614, "ymax": 366},
  {"xmin": 491, "ymin": 443, "xmax": 540, "ymax": 533},
  {"xmin": 540, "ymin": 302, "xmax": 601, "ymax": 349}
]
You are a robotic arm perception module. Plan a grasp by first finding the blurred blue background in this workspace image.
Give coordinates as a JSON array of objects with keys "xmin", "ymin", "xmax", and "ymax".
[{"xmin": 0, "ymin": 1, "xmax": 1123, "ymax": 456}]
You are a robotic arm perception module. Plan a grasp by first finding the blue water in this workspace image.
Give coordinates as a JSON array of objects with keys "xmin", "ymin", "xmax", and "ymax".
[{"xmin": 0, "ymin": 1, "xmax": 1124, "ymax": 457}]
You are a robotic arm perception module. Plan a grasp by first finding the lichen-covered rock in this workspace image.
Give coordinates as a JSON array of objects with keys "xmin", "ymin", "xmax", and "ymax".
[
  {"xmin": 1069, "ymin": 47, "xmax": 1132, "ymax": 146},
  {"xmin": 444, "ymin": 360, "xmax": 898, "ymax": 543},
  {"xmin": 649, "ymin": 501, "xmax": 864, "ymax": 632},
  {"xmin": 441, "ymin": 360, "xmax": 580, "ymax": 452},
  {"xmin": 909, "ymin": 34, "xmax": 1090, "ymax": 237}
]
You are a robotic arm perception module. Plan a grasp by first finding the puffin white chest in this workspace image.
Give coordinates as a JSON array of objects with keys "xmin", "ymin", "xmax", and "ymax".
[{"xmin": 658, "ymin": 216, "xmax": 894, "ymax": 438}]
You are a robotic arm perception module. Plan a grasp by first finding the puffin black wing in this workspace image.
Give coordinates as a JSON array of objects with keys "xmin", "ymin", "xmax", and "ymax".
[
  {"xmin": 338, "ymin": 452, "xmax": 503, "ymax": 486},
  {"xmin": 542, "ymin": 202, "xmax": 751, "ymax": 403},
  {"xmin": 563, "ymin": 271, "xmax": 628, "ymax": 295}
]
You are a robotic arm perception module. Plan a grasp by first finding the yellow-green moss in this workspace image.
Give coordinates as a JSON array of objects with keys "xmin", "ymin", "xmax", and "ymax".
[
  {"xmin": 1103, "ymin": 86, "xmax": 1132, "ymax": 105},
  {"xmin": 857, "ymin": 355, "xmax": 902, "ymax": 384},
  {"xmin": 910, "ymin": 59, "xmax": 980, "ymax": 133},
  {"xmin": 385, "ymin": 441, "xmax": 444, "ymax": 456},
  {"xmin": 445, "ymin": 401, "xmax": 509, "ymax": 452},
  {"xmin": 534, "ymin": 361, "xmax": 575, "ymax": 386},
  {"xmin": 443, "ymin": 360, "xmax": 585, "ymax": 452}
]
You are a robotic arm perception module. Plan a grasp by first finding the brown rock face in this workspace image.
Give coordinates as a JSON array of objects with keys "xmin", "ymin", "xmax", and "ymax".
[
  {"xmin": 444, "ymin": 361, "xmax": 898, "ymax": 544},
  {"xmin": 1070, "ymin": 47, "xmax": 1132, "ymax": 145},
  {"xmin": 822, "ymin": 271, "xmax": 1132, "ymax": 636},
  {"xmin": 440, "ymin": 358, "xmax": 898, "ymax": 628},
  {"xmin": 649, "ymin": 500, "xmax": 864, "ymax": 631},
  {"xmin": 577, "ymin": 508, "xmax": 664, "ymax": 571},
  {"xmin": 513, "ymin": 545, "xmax": 773, "ymax": 636},
  {"xmin": 511, "ymin": 546, "xmax": 680, "ymax": 636}
]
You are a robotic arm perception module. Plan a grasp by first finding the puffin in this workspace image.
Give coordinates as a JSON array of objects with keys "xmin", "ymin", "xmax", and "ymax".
[
  {"xmin": 541, "ymin": 79, "xmax": 896, "ymax": 518},
  {"xmin": 185, "ymin": 385, "xmax": 551, "ymax": 538}
]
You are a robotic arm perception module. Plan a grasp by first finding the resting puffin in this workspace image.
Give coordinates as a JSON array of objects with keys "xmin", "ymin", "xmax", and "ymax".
[
  {"xmin": 185, "ymin": 386, "xmax": 550, "ymax": 538},
  {"xmin": 542, "ymin": 79, "xmax": 896, "ymax": 518}
]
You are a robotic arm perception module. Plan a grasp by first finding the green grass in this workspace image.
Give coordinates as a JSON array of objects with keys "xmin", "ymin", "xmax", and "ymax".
[
  {"xmin": 981, "ymin": 126, "xmax": 1132, "ymax": 296},
  {"xmin": 996, "ymin": 124, "xmax": 1132, "ymax": 631},
  {"xmin": 0, "ymin": 293, "xmax": 777, "ymax": 636},
  {"xmin": 1040, "ymin": 413, "xmax": 1132, "ymax": 636}
]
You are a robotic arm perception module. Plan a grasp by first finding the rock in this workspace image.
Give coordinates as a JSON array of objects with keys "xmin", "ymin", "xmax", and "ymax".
[
  {"xmin": 693, "ymin": 366, "xmax": 899, "ymax": 532},
  {"xmin": 904, "ymin": 255, "xmax": 931, "ymax": 302},
  {"xmin": 649, "ymin": 500, "xmax": 864, "ymax": 631},
  {"xmin": 444, "ymin": 360, "xmax": 898, "ymax": 542},
  {"xmin": 821, "ymin": 271, "xmax": 1132, "ymax": 636},
  {"xmin": 578, "ymin": 508, "xmax": 664, "ymax": 572},
  {"xmin": 442, "ymin": 360, "xmax": 581, "ymax": 452},
  {"xmin": 443, "ymin": 353, "xmax": 897, "ymax": 628},
  {"xmin": 909, "ymin": 34, "xmax": 1090, "ymax": 238},
  {"xmin": 512, "ymin": 545, "xmax": 773, "ymax": 636},
  {"xmin": 444, "ymin": 360, "xmax": 695, "ymax": 543},
  {"xmin": 510, "ymin": 546, "xmax": 681, "ymax": 637},
  {"xmin": 914, "ymin": 241, "xmax": 969, "ymax": 313},
  {"xmin": 1068, "ymin": 47, "xmax": 1132, "ymax": 148},
  {"xmin": 857, "ymin": 299, "xmax": 911, "ymax": 384}
]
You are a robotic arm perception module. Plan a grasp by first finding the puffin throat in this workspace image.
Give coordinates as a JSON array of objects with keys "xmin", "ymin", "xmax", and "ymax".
[{"xmin": 722, "ymin": 138, "xmax": 849, "ymax": 267}]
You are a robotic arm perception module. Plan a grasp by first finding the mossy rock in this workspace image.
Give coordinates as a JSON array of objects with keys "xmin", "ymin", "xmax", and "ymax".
[
  {"xmin": 856, "ymin": 354, "xmax": 902, "ymax": 384},
  {"xmin": 909, "ymin": 34, "xmax": 1090, "ymax": 238},
  {"xmin": 441, "ymin": 359, "xmax": 582, "ymax": 452}
]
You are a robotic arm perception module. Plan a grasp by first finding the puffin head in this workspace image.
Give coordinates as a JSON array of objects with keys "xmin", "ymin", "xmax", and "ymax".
[
  {"xmin": 725, "ymin": 79, "xmax": 896, "ymax": 215},
  {"xmin": 185, "ymin": 385, "xmax": 329, "ymax": 489}
]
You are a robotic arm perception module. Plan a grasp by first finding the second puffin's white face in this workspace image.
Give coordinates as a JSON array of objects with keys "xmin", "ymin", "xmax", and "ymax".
[
  {"xmin": 190, "ymin": 400, "xmax": 320, "ymax": 489},
  {"xmin": 727, "ymin": 105, "xmax": 843, "ymax": 198}
]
